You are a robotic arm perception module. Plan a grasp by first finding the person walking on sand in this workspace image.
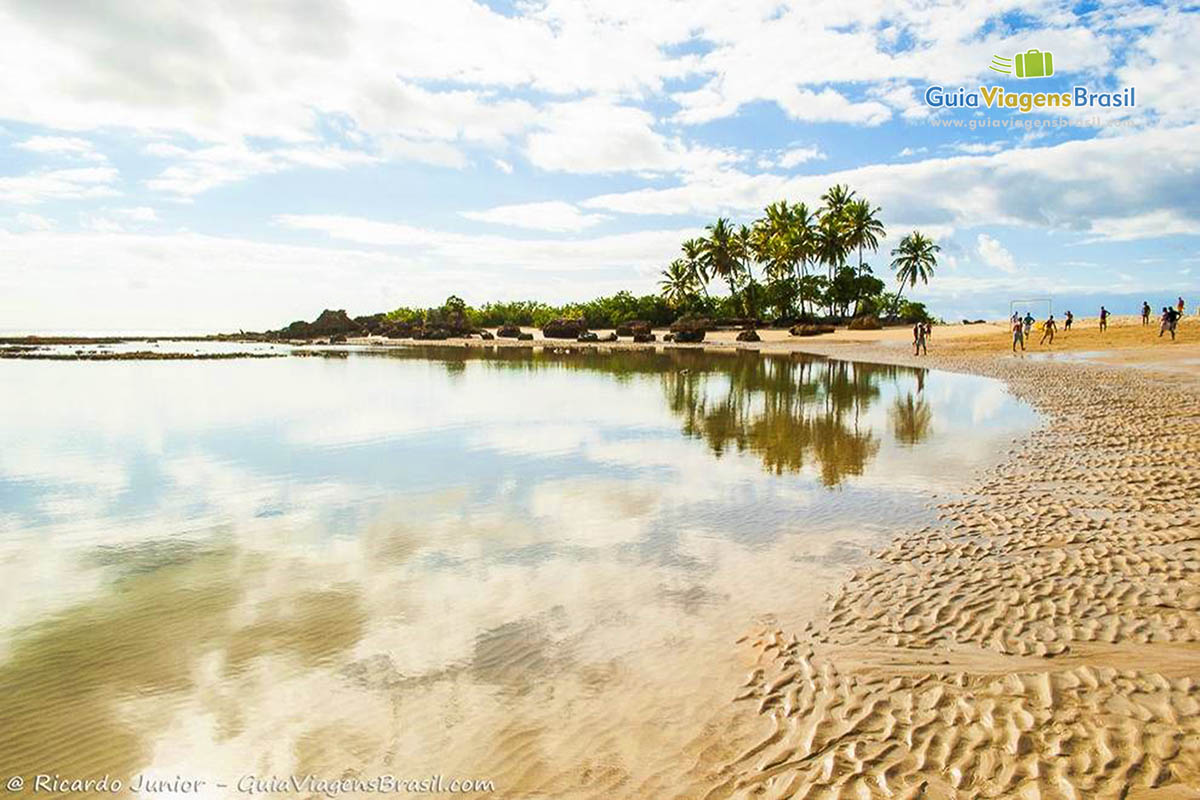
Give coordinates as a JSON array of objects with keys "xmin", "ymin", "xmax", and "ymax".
[
  {"xmin": 1142, "ymin": 301, "xmax": 1152, "ymax": 325},
  {"xmin": 1161, "ymin": 306, "xmax": 1180, "ymax": 340},
  {"xmin": 1040, "ymin": 314, "xmax": 1057, "ymax": 345},
  {"xmin": 1012, "ymin": 316, "xmax": 1025, "ymax": 353},
  {"xmin": 1099, "ymin": 306, "xmax": 1109, "ymax": 331},
  {"xmin": 1064, "ymin": 310, "xmax": 1073, "ymax": 331},
  {"xmin": 1023, "ymin": 312, "xmax": 1035, "ymax": 338},
  {"xmin": 913, "ymin": 321, "xmax": 927, "ymax": 356},
  {"xmin": 1178, "ymin": 296, "xmax": 1186, "ymax": 315}
]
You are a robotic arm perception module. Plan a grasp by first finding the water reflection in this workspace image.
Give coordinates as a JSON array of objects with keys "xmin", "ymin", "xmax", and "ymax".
[{"xmin": 0, "ymin": 347, "xmax": 1038, "ymax": 797}]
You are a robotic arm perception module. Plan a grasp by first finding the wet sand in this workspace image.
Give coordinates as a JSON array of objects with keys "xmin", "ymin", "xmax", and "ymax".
[{"xmin": 695, "ymin": 328, "xmax": 1200, "ymax": 798}]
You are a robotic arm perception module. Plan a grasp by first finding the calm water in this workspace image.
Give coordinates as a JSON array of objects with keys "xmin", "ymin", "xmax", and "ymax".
[{"xmin": 0, "ymin": 347, "xmax": 1038, "ymax": 797}]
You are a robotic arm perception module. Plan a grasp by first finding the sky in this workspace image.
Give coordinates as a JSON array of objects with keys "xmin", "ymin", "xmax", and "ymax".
[{"xmin": 1, "ymin": 0, "xmax": 1198, "ymax": 333}]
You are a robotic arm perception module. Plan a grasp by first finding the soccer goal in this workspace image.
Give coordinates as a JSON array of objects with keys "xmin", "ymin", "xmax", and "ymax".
[{"xmin": 1009, "ymin": 297, "xmax": 1053, "ymax": 321}]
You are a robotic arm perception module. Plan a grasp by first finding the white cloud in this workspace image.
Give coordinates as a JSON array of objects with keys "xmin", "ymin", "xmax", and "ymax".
[
  {"xmin": 776, "ymin": 145, "xmax": 827, "ymax": 169},
  {"xmin": 275, "ymin": 213, "xmax": 694, "ymax": 272},
  {"xmin": 526, "ymin": 99, "xmax": 739, "ymax": 175},
  {"xmin": 145, "ymin": 142, "xmax": 378, "ymax": 197},
  {"xmin": 461, "ymin": 201, "xmax": 610, "ymax": 233},
  {"xmin": 15, "ymin": 135, "xmax": 105, "ymax": 160},
  {"xmin": 976, "ymin": 234, "xmax": 1018, "ymax": 274},
  {"xmin": 0, "ymin": 166, "xmax": 119, "ymax": 205},
  {"xmin": 492, "ymin": 158, "xmax": 514, "ymax": 174},
  {"xmin": 580, "ymin": 125, "xmax": 1200, "ymax": 243}
]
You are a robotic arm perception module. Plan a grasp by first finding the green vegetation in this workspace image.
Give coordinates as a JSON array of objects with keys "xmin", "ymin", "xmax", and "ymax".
[
  {"xmin": 655, "ymin": 185, "xmax": 939, "ymax": 324},
  {"xmin": 380, "ymin": 185, "xmax": 939, "ymax": 329}
]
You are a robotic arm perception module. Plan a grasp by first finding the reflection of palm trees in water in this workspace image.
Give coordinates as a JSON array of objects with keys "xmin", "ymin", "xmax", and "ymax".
[
  {"xmin": 661, "ymin": 353, "xmax": 931, "ymax": 485},
  {"xmin": 890, "ymin": 391, "xmax": 933, "ymax": 446},
  {"xmin": 374, "ymin": 346, "xmax": 932, "ymax": 485}
]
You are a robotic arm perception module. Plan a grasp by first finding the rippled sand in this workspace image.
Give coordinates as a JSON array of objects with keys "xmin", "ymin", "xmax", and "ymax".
[{"xmin": 706, "ymin": 348, "xmax": 1200, "ymax": 799}]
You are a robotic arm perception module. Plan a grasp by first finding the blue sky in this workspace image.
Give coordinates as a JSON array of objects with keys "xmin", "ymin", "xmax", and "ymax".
[{"xmin": 1, "ymin": 0, "xmax": 1198, "ymax": 332}]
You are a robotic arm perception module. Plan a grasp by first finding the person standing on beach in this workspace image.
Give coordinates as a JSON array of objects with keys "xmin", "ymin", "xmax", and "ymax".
[
  {"xmin": 1012, "ymin": 317, "xmax": 1025, "ymax": 352},
  {"xmin": 1161, "ymin": 306, "xmax": 1180, "ymax": 340},
  {"xmin": 1040, "ymin": 314, "xmax": 1057, "ymax": 345},
  {"xmin": 1023, "ymin": 312, "xmax": 1035, "ymax": 338},
  {"xmin": 913, "ymin": 321, "xmax": 927, "ymax": 355},
  {"xmin": 1142, "ymin": 301, "xmax": 1152, "ymax": 325},
  {"xmin": 1099, "ymin": 306, "xmax": 1109, "ymax": 331},
  {"xmin": 1064, "ymin": 310, "xmax": 1073, "ymax": 331},
  {"xmin": 1178, "ymin": 297, "xmax": 1187, "ymax": 317}
]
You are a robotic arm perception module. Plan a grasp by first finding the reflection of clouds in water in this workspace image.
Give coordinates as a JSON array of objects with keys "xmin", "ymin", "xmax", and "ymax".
[{"xmin": 0, "ymin": 351, "xmax": 1040, "ymax": 788}]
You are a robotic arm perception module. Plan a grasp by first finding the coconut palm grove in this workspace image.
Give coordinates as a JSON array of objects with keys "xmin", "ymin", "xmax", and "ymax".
[{"xmin": 371, "ymin": 185, "xmax": 940, "ymax": 333}]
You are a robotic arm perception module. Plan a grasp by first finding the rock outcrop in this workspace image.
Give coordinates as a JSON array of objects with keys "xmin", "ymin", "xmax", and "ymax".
[{"xmin": 542, "ymin": 319, "xmax": 588, "ymax": 339}]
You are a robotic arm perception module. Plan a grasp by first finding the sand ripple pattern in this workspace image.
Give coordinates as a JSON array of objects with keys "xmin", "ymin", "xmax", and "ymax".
[{"xmin": 710, "ymin": 357, "xmax": 1200, "ymax": 799}]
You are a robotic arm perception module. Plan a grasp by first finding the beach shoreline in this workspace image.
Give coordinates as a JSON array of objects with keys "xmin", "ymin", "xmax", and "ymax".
[{"xmin": 688, "ymin": 335, "xmax": 1200, "ymax": 798}]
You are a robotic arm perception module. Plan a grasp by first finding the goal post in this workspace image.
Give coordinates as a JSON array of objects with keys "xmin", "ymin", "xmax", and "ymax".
[{"xmin": 1009, "ymin": 297, "xmax": 1053, "ymax": 321}]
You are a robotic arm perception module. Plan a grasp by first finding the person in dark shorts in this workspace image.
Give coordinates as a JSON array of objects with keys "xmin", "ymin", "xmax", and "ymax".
[
  {"xmin": 1099, "ymin": 306, "xmax": 1109, "ymax": 331},
  {"xmin": 1161, "ymin": 307, "xmax": 1180, "ymax": 340},
  {"xmin": 913, "ymin": 321, "xmax": 927, "ymax": 355},
  {"xmin": 1040, "ymin": 314, "xmax": 1057, "ymax": 345},
  {"xmin": 1064, "ymin": 310, "xmax": 1073, "ymax": 331},
  {"xmin": 1142, "ymin": 301, "xmax": 1151, "ymax": 325},
  {"xmin": 1012, "ymin": 317, "xmax": 1025, "ymax": 352}
]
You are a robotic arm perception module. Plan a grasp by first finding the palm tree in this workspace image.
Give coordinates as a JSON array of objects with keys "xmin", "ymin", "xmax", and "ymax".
[
  {"xmin": 889, "ymin": 231, "xmax": 940, "ymax": 315},
  {"xmin": 789, "ymin": 202, "xmax": 817, "ymax": 315},
  {"xmin": 701, "ymin": 218, "xmax": 743, "ymax": 297},
  {"xmin": 843, "ymin": 199, "xmax": 886, "ymax": 277},
  {"xmin": 659, "ymin": 259, "xmax": 697, "ymax": 308},
  {"xmin": 814, "ymin": 212, "xmax": 847, "ymax": 313},
  {"xmin": 820, "ymin": 184, "xmax": 856, "ymax": 218},
  {"xmin": 681, "ymin": 238, "xmax": 710, "ymax": 298}
]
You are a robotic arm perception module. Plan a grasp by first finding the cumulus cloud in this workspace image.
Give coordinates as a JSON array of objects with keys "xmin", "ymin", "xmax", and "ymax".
[
  {"xmin": 581, "ymin": 125, "xmax": 1200, "ymax": 243},
  {"xmin": 976, "ymin": 234, "xmax": 1018, "ymax": 274},
  {"xmin": 0, "ymin": 166, "xmax": 120, "ymax": 204},
  {"xmin": 461, "ymin": 201, "xmax": 610, "ymax": 233}
]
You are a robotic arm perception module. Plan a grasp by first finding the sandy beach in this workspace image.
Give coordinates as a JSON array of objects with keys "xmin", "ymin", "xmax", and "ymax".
[
  {"xmin": 692, "ymin": 320, "xmax": 1200, "ymax": 799},
  {"xmin": 348, "ymin": 316, "xmax": 1200, "ymax": 798}
]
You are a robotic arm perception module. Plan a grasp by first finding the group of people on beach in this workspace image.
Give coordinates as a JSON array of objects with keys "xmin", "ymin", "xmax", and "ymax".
[
  {"xmin": 1139, "ymin": 297, "xmax": 1186, "ymax": 340},
  {"xmin": 1010, "ymin": 311, "xmax": 1059, "ymax": 352},
  {"xmin": 1010, "ymin": 296, "xmax": 1189, "ymax": 352}
]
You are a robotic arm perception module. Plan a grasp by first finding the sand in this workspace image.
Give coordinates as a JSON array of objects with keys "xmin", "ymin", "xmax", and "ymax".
[{"xmin": 686, "ymin": 325, "xmax": 1200, "ymax": 799}]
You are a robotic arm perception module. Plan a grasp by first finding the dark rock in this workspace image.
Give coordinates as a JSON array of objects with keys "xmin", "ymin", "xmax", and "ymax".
[
  {"xmin": 279, "ymin": 309, "xmax": 362, "ymax": 339},
  {"xmin": 663, "ymin": 333, "xmax": 675, "ymax": 342},
  {"xmin": 790, "ymin": 324, "xmax": 836, "ymax": 337},
  {"xmin": 963, "ymin": 319, "xmax": 986, "ymax": 325},
  {"xmin": 601, "ymin": 332, "xmax": 618, "ymax": 342},
  {"xmin": 542, "ymin": 318, "xmax": 588, "ymax": 339},
  {"xmin": 577, "ymin": 332, "xmax": 599, "ymax": 342},
  {"xmin": 516, "ymin": 332, "xmax": 534, "ymax": 341},
  {"xmin": 669, "ymin": 315, "xmax": 712, "ymax": 334},
  {"xmin": 479, "ymin": 330, "xmax": 495, "ymax": 340},
  {"xmin": 847, "ymin": 315, "xmax": 881, "ymax": 330},
  {"xmin": 330, "ymin": 334, "xmax": 348, "ymax": 344},
  {"xmin": 673, "ymin": 329, "xmax": 704, "ymax": 343},
  {"xmin": 497, "ymin": 324, "xmax": 521, "ymax": 338},
  {"xmin": 736, "ymin": 329, "xmax": 761, "ymax": 342},
  {"xmin": 633, "ymin": 332, "xmax": 656, "ymax": 343},
  {"xmin": 412, "ymin": 327, "xmax": 451, "ymax": 340},
  {"xmin": 615, "ymin": 320, "xmax": 651, "ymax": 337}
]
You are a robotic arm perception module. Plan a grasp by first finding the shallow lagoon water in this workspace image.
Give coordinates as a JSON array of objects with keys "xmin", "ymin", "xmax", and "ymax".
[{"xmin": 0, "ymin": 347, "xmax": 1038, "ymax": 797}]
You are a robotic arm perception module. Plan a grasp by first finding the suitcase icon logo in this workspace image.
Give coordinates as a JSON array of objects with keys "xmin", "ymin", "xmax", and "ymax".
[{"xmin": 989, "ymin": 49, "xmax": 1055, "ymax": 78}]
